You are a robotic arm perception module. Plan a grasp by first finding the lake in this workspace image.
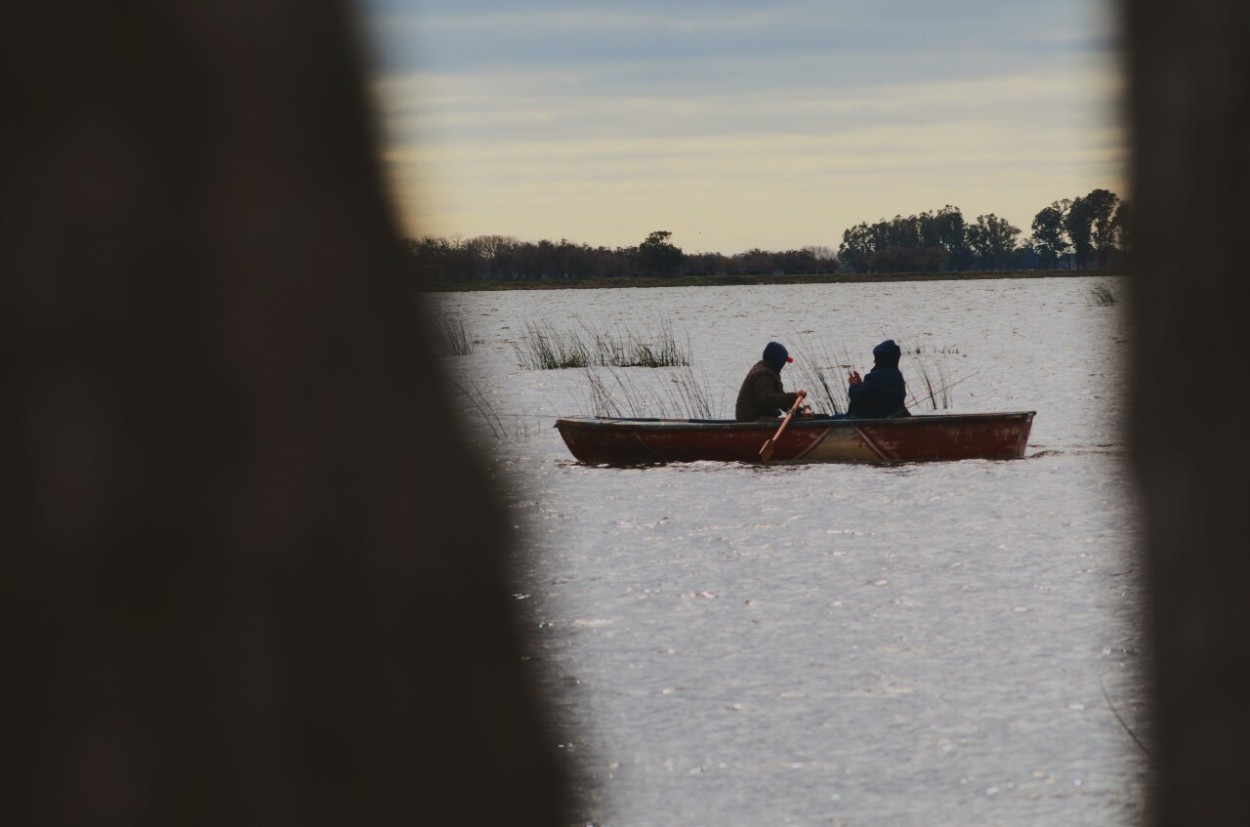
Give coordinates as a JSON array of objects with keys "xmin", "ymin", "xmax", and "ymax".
[{"xmin": 434, "ymin": 277, "xmax": 1146, "ymax": 827}]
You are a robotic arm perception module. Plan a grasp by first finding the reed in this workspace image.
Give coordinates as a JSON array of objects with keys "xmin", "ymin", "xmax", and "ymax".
[
  {"xmin": 900, "ymin": 343, "xmax": 974, "ymax": 410},
  {"xmin": 516, "ymin": 316, "xmax": 691, "ymax": 370},
  {"xmin": 450, "ymin": 379, "xmax": 506, "ymax": 438},
  {"xmin": 582, "ymin": 365, "xmax": 715, "ymax": 419},
  {"xmin": 791, "ymin": 336, "xmax": 854, "ymax": 415},
  {"xmin": 760, "ymin": 337, "xmax": 970, "ymax": 414},
  {"xmin": 662, "ymin": 364, "xmax": 716, "ymax": 419},
  {"xmin": 438, "ymin": 315, "xmax": 473, "ymax": 356},
  {"xmin": 450, "ymin": 379, "xmax": 540, "ymax": 442},
  {"xmin": 582, "ymin": 367, "xmax": 623, "ymax": 418},
  {"xmin": 571, "ymin": 334, "xmax": 979, "ymax": 421},
  {"xmin": 514, "ymin": 320, "xmax": 590, "ymax": 370},
  {"xmin": 1089, "ymin": 284, "xmax": 1116, "ymax": 306},
  {"xmin": 795, "ymin": 338, "xmax": 964, "ymax": 412},
  {"xmin": 902, "ymin": 343, "xmax": 950, "ymax": 410}
]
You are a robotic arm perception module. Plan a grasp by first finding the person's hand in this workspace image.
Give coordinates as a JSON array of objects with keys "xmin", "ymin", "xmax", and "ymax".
[
  {"xmin": 799, "ymin": 405, "xmax": 814, "ymax": 418},
  {"xmin": 848, "ymin": 370, "xmax": 862, "ymax": 385}
]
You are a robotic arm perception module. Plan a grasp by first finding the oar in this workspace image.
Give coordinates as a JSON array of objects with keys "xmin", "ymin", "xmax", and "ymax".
[{"xmin": 759, "ymin": 390, "xmax": 806, "ymax": 465}]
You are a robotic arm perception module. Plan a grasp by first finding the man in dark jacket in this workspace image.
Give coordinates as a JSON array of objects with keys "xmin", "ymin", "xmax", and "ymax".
[
  {"xmin": 847, "ymin": 339, "xmax": 910, "ymax": 418},
  {"xmin": 735, "ymin": 341, "xmax": 806, "ymax": 421}
]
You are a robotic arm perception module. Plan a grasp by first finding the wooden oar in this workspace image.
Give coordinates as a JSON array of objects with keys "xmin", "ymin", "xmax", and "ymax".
[{"xmin": 759, "ymin": 390, "xmax": 806, "ymax": 465}]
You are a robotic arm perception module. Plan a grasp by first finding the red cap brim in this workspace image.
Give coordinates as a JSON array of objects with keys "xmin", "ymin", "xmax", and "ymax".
[{"xmin": 786, "ymin": 356, "xmax": 794, "ymax": 363}]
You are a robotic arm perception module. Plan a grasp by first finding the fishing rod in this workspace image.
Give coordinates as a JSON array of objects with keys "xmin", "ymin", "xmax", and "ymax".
[{"xmin": 907, "ymin": 369, "xmax": 984, "ymax": 410}]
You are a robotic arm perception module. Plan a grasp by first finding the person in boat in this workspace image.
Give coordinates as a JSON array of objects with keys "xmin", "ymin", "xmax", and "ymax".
[
  {"xmin": 847, "ymin": 339, "xmax": 911, "ymax": 418},
  {"xmin": 735, "ymin": 341, "xmax": 808, "ymax": 421}
]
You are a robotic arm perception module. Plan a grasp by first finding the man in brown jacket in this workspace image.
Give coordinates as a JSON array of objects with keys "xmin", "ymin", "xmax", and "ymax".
[{"xmin": 735, "ymin": 341, "xmax": 807, "ymax": 421}]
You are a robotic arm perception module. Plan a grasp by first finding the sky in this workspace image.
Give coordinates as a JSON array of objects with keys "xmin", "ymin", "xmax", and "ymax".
[{"xmin": 358, "ymin": 0, "xmax": 1124, "ymax": 256}]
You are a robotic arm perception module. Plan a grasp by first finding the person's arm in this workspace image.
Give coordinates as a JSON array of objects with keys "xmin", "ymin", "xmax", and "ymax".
[
  {"xmin": 751, "ymin": 373, "xmax": 797, "ymax": 414},
  {"xmin": 847, "ymin": 370, "xmax": 864, "ymax": 409}
]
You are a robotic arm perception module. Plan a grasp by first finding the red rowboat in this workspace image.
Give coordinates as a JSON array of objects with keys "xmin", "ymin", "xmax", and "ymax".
[{"xmin": 554, "ymin": 412, "xmax": 1035, "ymax": 466}]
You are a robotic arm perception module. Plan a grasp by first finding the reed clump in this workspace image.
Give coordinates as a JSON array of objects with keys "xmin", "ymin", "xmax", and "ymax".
[
  {"xmin": 1089, "ymin": 284, "xmax": 1116, "ymax": 306},
  {"xmin": 901, "ymin": 343, "xmax": 987, "ymax": 411},
  {"xmin": 583, "ymin": 365, "xmax": 716, "ymax": 420},
  {"xmin": 515, "ymin": 321, "xmax": 590, "ymax": 369},
  {"xmin": 564, "ymin": 334, "xmax": 981, "ymax": 421},
  {"xmin": 515, "ymin": 316, "xmax": 691, "ymax": 370},
  {"xmin": 793, "ymin": 338, "xmax": 967, "ymax": 413},
  {"xmin": 791, "ymin": 336, "xmax": 854, "ymax": 415},
  {"xmin": 905, "ymin": 343, "xmax": 957, "ymax": 410},
  {"xmin": 438, "ymin": 315, "xmax": 473, "ymax": 356},
  {"xmin": 450, "ymin": 379, "xmax": 539, "ymax": 442}
]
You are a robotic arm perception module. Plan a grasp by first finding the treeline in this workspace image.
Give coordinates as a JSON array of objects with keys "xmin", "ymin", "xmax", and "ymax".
[
  {"xmin": 403, "ymin": 230, "xmax": 839, "ymax": 284},
  {"xmin": 403, "ymin": 188, "xmax": 1128, "ymax": 283},
  {"xmin": 838, "ymin": 189, "xmax": 1127, "ymax": 273}
]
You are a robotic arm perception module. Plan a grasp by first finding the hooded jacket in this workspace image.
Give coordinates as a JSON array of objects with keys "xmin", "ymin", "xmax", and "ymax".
[
  {"xmin": 847, "ymin": 339, "xmax": 909, "ymax": 418},
  {"xmin": 735, "ymin": 360, "xmax": 798, "ymax": 421}
]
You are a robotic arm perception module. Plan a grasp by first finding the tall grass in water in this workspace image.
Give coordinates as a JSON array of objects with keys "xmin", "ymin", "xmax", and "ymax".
[
  {"xmin": 514, "ymin": 321, "xmax": 590, "ymax": 369},
  {"xmin": 582, "ymin": 365, "xmax": 715, "ymax": 419},
  {"xmin": 515, "ymin": 316, "xmax": 690, "ymax": 370},
  {"xmin": 903, "ymin": 343, "xmax": 969, "ymax": 410},
  {"xmin": 450, "ymin": 379, "xmax": 505, "ymax": 438},
  {"xmin": 438, "ymin": 315, "xmax": 473, "ymax": 356},
  {"xmin": 1088, "ymin": 284, "xmax": 1116, "ymax": 306},
  {"xmin": 791, "ymin": 336, "xmax": 854, "ymax": 415},
  {"xmin": 450, "ymin": 380, "xmax": 538, "ymax": 442},
  {"xmin": 660, "ymin": 365, "xmax": 716, "ymax": 419},
  {"xmin": 793, "ymin": 338, "xmax": 968, "ymax": 412}
]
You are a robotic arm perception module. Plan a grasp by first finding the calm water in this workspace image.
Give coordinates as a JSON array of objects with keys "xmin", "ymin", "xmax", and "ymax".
[{"xmin": 436, "ymin": 278, "xmax": 1146, "ymax": 827}]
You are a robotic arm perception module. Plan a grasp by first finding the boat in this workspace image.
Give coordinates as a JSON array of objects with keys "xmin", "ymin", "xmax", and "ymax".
[{"xmin": 554, "ymin": 411, "xmax": 1036, "ymax": 466}]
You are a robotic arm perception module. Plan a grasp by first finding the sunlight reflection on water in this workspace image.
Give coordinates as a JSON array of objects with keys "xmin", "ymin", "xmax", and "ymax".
[{"xmin": 438, "ymin": 277, "xmax": 1145, "ymax": 827}]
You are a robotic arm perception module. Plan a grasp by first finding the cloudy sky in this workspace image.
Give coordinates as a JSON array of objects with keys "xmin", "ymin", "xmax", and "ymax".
[{"xmin": 359, "ymin": 0, "xmax": 1124, "ymax": 256}]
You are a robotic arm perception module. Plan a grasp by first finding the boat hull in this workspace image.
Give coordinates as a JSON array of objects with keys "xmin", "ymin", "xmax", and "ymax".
[{"xmin": 554, "ymin": 412, "xmax": 1035, "ymax": 466}]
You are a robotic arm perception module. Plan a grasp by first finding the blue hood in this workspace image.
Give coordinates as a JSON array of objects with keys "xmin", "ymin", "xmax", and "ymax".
[{"xmin": 873, "ymin": 339, "xmax": 901, "ymax": 368}]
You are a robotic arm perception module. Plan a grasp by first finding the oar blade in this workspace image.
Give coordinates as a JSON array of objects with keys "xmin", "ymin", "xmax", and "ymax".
[
  {"xmin": 759, "ymin": 439, "xmax": 776, "ymax": 464},
  {"xmin": 758, "ymin": 390, "xmax": 805, "ymax": 465}
]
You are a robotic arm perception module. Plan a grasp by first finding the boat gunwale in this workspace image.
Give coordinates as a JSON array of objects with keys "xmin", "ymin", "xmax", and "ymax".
[
  {"xmin": 555, "ymin": 411, "xmax": 1036, "ymax": 431},
  {"xmin": 554, "ymin": 411, "xmax": 1036, "ymax": 466}
]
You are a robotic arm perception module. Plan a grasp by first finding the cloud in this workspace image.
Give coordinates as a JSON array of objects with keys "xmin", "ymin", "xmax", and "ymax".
[
  {"xmin": 362, "ymin": 0, "xmax": 1113, "ymax": 75},
  {"xmin": 359, "ymin": 0, "xmax": 1124, "ymax": 253}
]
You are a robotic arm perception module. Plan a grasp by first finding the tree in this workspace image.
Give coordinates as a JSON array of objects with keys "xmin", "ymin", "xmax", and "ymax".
[
  {"xmin": 1063, "ymin": 189, "xmax": 1118, "ymax": 270},
  {"xmin": 866, "ymin": 245, "xmax": 946, "ymax": 273},
  {"xmin": 1030, "ymin": 201, "xmax": 1070, "ymax": 269},
  {"xmin": 838, "ymin": 222, "xmax": 877, "ymax": 272},
  {"xmin": 1064, "ymin": 196, "xmax": 1094, "ymax": 268},
  {"xmin": 926, "ymin": 205, "xmax": 971, "ymax": 270},
  {"xmin": 840, "ymin": 207, "xmax": 972, "ymax": 273},
  {"xmin": 1112, "ymin": 200, "xmax": 1132, "ymax": 261},
  {"xmin": 966, "ymin": 214, "xmax": 1022, "ymax": 269},
  {"xmin": 884, "ymin": 214, "xmax": 922, "ymax": 248},
  {"xmin": 465, "ymin": 234, "xmax": 519, "ymax": 278},
  {"xmin": 804, "ymin": 245, "xmax": 839, "ymax": 266},
  {"xmin": 637, "ymin": 230, "xmax": 684, "ymax": 276},
  {"xmin": 404, "ymin": 235, "xmax": 480, "ymax": 282},
  {"xmin": 1084, "ymin": 188, "xmax": 1121, "ymax": 268}
]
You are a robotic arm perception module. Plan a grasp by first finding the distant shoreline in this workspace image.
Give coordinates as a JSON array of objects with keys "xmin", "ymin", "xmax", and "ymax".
[{"xmin": 424, "ymin": 269, "xmax": 1127, "ymax": 292}]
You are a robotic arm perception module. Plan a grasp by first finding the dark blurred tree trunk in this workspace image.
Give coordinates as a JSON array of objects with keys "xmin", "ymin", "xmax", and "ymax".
[
  {"xmin": 1126, "ymin": 0, "xmax": 1250, "ymax": 823},
  {"xmin": 0, "ymin": 2, "xmax": 567, "ymax": 825}
]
